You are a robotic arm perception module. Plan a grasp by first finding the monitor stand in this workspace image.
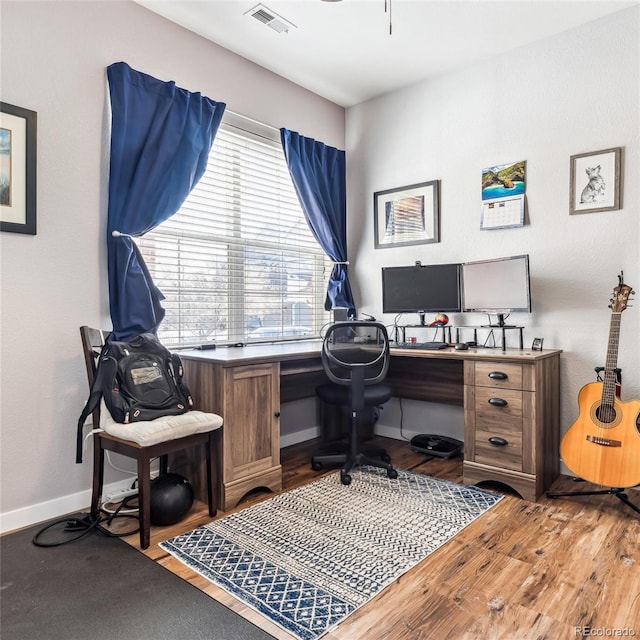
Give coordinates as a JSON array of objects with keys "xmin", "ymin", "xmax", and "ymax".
[
  {"xmin": 486, "ymin": 313, "xmax": 516, "ymax": 328},
  {"xmin": 480, "ymin": 318, "xmax": 525, "ymax": 350}
]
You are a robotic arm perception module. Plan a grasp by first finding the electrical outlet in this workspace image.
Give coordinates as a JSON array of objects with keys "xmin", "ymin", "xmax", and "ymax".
[{"xmin": 104, "ymin": 487, "xmax": 138, "ymax": 503}]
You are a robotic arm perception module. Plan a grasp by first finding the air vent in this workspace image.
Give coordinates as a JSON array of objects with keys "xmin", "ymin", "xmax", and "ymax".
[{"xmin": 245, "ymin": 4, "xmax": 297, "ymax": 34}]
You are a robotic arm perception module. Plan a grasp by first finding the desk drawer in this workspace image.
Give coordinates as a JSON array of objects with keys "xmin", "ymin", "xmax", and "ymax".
[
  {"xmin": 474, "ymin": 362, "xmax": 523, "ymax": 390},
  {"xmin": 474, "ymin": 420, "xmax": 523, "ymax": 471},
  {"xmin": 474, "ymin": 387, "xmax": 523, "ymax": 421}
]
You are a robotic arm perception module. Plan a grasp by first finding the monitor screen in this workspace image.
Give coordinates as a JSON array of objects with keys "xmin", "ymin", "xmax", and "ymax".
[
  {"xmin": 382, "ymin": 263, "xmax": 461, "ymax": 314},
  {"xmin": 461, "ymin": 255, "xmax": 531, "ymax": 318}
]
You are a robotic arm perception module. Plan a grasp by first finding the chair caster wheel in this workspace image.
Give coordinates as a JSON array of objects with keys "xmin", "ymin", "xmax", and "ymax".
[
  {"xmin": 387, "ymin": 468, "xmax": 398, "ymax": 479},
  {"xmin": 311, "ymin": 461, "xmax": 323, "ymax": 471},
  {"xmin": 341, "ymin": 473, "xmax": 352, "ymax": 485},
  {"xmin": 381, "ymin": 453, "xmax": 391, "ymax": 463}
]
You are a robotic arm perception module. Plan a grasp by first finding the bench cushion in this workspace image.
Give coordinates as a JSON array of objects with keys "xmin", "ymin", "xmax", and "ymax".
[{"xmin": 100, "ymin": 400, "xmax": 222, "ymax": 447}]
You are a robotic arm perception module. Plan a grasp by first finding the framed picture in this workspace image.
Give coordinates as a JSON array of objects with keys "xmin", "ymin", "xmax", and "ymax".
[
  {"xmin": 1, "ymin": 102, "xmax": 37, "ymax": 235},
  {"xmin": 570, "ymin": 147, "xmax": 621, "ymax": 215},
  {"xmin": 374, "ymin": 180, "xmax": 439, "ymax": 249}
]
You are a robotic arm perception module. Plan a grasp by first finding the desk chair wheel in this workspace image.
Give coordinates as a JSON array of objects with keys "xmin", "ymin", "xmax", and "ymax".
[
  {"xmin": 387, "ymin": 468, "xmax": 398, "ymax": 479},
  {"xmin": 381, "ymin": 453, "xmax": 391, "ymax": 463},
  {"xmin": 341, "ymin": 472, "xmax": 352, "ymax": 486},
  {"xmin": 312, "ymin": 460, "xmax": 323, "ymax": 471}
]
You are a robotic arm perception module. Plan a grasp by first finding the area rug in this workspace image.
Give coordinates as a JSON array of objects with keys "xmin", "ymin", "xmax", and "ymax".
[{"xmin": 160, "ymin": 467, "xmax": 503, "ymax": 640}]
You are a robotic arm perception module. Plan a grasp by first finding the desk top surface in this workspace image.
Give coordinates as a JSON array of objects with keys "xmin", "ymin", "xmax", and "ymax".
[{"xmin": 179, "ymin": 340, "xmax": 561, "ymax": 367}]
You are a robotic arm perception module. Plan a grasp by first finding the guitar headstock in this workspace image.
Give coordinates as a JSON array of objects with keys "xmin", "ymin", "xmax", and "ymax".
[{"xmin": 609, "ymin": 271, "xmax": 634, "ymax": 313}]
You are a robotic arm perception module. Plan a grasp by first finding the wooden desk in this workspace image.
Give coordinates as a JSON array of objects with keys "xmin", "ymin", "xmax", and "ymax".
[{"xmin": 178, "ymin": 342, "xmax": 561, "ymax": 509}]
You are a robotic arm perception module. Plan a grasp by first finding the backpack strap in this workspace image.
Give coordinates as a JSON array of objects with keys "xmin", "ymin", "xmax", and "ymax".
[
  {"xmin": 170, "ymin": 352, "xmax": 194, "ymax": 408},
  {"xmin": 75, "ymin": 355, "xmax": 116, "ymax": 463}
]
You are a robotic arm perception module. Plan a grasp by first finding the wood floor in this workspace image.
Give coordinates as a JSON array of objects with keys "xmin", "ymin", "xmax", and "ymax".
[{"xmin": 128, "ymin": 437, "xmax": 640, "ymax": 640}]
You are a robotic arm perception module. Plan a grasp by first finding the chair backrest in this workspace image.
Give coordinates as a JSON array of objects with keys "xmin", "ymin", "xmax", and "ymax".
[
  {"xmin": 321, "ymin": 321, "xmax": 390, "ymax": 388},
  {"xmin": 79, "ymin": 326, "xmax": 110, "ymax": 427}
]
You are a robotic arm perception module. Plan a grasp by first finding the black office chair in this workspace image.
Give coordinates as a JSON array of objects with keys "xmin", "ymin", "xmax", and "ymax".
[{"xmin": 311, "ymin": 321, "xmax": 398, "ymax": 485}]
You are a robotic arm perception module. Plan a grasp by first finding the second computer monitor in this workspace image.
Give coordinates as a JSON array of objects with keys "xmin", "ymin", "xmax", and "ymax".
[{"xmin": 461, "ymin": 254, "xmax": 531, "ymax": 327}]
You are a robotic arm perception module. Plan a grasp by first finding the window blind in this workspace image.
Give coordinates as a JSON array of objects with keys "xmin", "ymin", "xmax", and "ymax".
[{"xmin": 136, "ymin": 115, "xmax": 331, "ymax": 347}]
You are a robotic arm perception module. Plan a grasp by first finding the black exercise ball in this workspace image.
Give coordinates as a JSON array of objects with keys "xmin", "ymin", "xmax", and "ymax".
[{"xmin": 149, "ymin": 473, "xmax": 194, "ymax": 526}]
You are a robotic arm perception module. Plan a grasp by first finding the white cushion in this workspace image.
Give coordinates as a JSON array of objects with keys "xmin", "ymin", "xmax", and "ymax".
[{"xmin": 99, "ymin": 400, "xmax": 223, "ymax": 447}]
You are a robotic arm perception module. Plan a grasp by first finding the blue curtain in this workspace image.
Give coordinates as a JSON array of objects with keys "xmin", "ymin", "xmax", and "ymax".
[
  {"xmin": 280, "ymin": 128, "xmax": 355, "ymax": 315},
  {"xmin": 107, "ymin": 62, "xmax": 226, "ymax": 339}
]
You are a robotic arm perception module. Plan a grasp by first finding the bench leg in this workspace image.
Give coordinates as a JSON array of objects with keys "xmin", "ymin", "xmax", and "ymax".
[
  {"xmin": 91, "ymin": 437, "xmax": 105, "ymax": 519},
  {"xmin": 137, "ymin": 455, "xmax": 152, "ymax": 549},
  {"xmin": 206, "ymin": 429, "xmax": 220, "ymax": 517}
]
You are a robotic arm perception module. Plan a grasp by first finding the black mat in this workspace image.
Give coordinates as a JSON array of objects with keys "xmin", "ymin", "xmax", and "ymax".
[{"xmin": 1, "ymin": 514, "xmax": 274, "ymax": 640}]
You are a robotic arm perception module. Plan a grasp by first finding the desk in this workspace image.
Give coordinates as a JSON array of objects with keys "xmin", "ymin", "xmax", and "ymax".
[{"xmin": 178, "ymin": 341, "xmax": 561, "ymax": 509}]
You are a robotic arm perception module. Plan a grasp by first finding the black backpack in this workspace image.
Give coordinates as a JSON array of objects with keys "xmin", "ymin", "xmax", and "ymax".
[{"xmin": 76, "ymin": 333, "xmax": 193, "ymax": 462}]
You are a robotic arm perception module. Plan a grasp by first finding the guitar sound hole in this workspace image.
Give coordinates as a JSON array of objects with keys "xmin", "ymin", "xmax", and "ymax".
[{"xmin": 596, "ymin": 403, "xmax": 617, "ymax": 424}]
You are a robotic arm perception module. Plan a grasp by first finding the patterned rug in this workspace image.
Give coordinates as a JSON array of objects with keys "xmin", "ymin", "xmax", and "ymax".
[{"xmin": 160, "ymin": 467, "xmax": 503, "ymax": 640}]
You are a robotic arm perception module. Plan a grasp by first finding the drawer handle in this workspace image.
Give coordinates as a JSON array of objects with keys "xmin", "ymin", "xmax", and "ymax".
[
  {"xmin": 488, "ymin": 436, "xmax": 509, "ymax": 446},
  {"xmin": 488, "ymin": 397, "xmax": 508, "ymax": 407},
  {"xmin": 274, "ymin": 411, "xmax": 281, "ymax": 418},
  {"xmin": 488, "ymin": 371, "xmax": 508, "ymax": 380}
]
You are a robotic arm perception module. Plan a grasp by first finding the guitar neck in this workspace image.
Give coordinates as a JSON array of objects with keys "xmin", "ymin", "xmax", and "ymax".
[{"xmin": 602, "ymin": 313, "xmax": 621, "ymax": 406}]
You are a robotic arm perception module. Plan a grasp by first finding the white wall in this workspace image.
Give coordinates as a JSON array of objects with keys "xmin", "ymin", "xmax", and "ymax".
[
  {"xmin": 347, "ymin": 7, "xmax": 640, "ymax": 447},
  {"xmin": 0, "ymin": 0, "xmax": 344, "ymax": 531}
]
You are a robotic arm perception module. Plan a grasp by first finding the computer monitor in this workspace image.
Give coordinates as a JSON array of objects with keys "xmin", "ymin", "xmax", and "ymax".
[
  {"xmin": 461, "ymin": 254, "xmax": 531, "ymax": 327},
  {"xmin": 381, "ymin": 262, "xmax": 461, "ymax": 324}
]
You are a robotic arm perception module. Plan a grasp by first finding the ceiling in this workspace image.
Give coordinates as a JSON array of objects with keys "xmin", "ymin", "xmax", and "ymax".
[{"xmin": 136, "ymin": 0, "xmax": 637, "ymax": 107}]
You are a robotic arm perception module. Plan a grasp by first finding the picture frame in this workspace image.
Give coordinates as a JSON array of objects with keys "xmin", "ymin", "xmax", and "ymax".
[
  {"xmin": 374, "ymin": 180, "xmax": 439, "ymax": 249},
  {"xmin": 1, "ymin": 102, "xmax": 37, "ymax": 235},
  {"xmin": 569, "ymin": 147, "xmax": 621, "ymax": 215}
]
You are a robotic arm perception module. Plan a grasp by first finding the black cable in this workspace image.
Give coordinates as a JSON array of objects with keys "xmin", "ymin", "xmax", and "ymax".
[
  {"xmin": 32, "ymin": 496, "xmax": 140, "ymax": 548},
  {"xmin": 398, "ymin": 397, "xmax": 410, "ymax": 441}
]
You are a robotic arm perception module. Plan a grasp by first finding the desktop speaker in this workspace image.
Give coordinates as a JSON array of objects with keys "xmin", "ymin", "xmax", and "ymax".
[{"xmin": 410, "ymin": 434, "xmax": 463, "ymax": 458}]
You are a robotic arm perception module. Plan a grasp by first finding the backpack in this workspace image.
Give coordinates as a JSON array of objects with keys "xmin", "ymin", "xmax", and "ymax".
[{"xmin": 76, "ymin": 333, "xmax": 193, "ymax": 462}]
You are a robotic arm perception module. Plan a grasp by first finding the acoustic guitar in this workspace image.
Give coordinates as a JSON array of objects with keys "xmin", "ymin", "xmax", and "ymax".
[{"xmin": 560, "ymin": 273, "xmax": 640, "ymax": 488}]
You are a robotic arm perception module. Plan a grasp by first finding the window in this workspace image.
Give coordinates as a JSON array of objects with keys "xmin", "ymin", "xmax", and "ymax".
[{"xmin": 135, "ymin": 113, "xmax": 331, "ymax": 347}]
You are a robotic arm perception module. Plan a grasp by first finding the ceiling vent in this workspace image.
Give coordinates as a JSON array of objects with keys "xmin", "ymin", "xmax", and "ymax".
[{"xmin": 245, "ymin": 4, "xmax": 297, "ymax": 34}]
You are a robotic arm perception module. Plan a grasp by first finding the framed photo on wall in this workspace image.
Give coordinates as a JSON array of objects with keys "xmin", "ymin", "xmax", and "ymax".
[
  {"xmin": 569, "ymin": 147, "xmax": 621, "ymax": 215},
  {"xmin": 374, "ymin": 180, "xmax": 440, "ymax": 249},
  {"xmin": 0, "ymin": 102, "xmax": 37, "ymax": 235}
]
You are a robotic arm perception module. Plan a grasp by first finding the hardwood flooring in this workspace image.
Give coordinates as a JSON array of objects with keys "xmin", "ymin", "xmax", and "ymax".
[{"xmin": 126, "ymin": 437, "xmax": 640, "ymax": 640}]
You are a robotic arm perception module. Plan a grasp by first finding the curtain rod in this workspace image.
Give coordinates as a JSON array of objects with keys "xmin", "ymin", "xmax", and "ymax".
[{"xmin": 224, "ymin": 109, "xmax": 281, "ymax": 143}]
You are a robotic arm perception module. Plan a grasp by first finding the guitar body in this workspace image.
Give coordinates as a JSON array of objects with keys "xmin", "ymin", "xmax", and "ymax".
[{"xmin": 561, "ymin": 381, "xmax": 640, "ymax": 488}]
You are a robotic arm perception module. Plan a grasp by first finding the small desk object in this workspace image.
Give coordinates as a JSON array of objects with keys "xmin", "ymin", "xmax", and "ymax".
[{"xmin": 178, "ymin": 342, "xmax": 561, "ymax": 509}]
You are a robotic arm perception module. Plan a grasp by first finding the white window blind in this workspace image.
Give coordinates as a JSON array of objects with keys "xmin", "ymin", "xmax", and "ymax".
[{"xmin": 136, "ymin": 114, "xmax": 331, "ymax": 347}]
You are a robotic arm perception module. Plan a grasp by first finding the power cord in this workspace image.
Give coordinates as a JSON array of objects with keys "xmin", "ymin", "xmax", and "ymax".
[
  {"xmin": 32, "ymin": 495, "xmax": 140, "ymax": 548},
  {"xmin": 482, "ymin": 330, "xmax": 496, "ymax": 348},
  {"xmin": 397, "ymin": 397, "xmax": 411, "ymax": 441}
]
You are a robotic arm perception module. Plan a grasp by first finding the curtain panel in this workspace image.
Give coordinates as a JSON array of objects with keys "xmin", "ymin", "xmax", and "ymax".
[
  {"xmin": 106, "ymin": 61, "xmax": 226, "ymax": 339},
  {"xmin": 280, "ymin": 128, "xmax": 355, "ymax": 315}
]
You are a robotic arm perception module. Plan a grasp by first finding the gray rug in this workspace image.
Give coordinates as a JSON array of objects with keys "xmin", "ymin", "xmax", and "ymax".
[
  {"xmin": 161, "ymin": 467, "xmax": 503, "ymax": 640},
  {"xmin": 1, "ymin": 515, "xmax": 274, "ymax": 640}
]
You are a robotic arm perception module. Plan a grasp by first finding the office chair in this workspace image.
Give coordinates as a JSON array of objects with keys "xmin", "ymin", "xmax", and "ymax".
[
  {"xmin": 80, "ymin": 326, "xmax": 223, "ymax": 549},
  {"xmin": 311, "ymin": 321, "xmax": 398, "ymax": 485}
]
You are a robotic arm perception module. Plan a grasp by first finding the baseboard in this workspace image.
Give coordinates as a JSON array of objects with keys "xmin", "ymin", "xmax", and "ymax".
[
  {"xmin": 0, "ymin": 477, "xmax": 134, "ymax": 535},
  {"xmin": 373, "ymin": 423, "xmax": 418, "ymax": 442},
  {"xmin": 280, "ymin": 425, "xmax": 321, "ymax": 449}
]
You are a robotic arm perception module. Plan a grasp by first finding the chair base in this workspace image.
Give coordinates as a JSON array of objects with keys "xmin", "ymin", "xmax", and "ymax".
[{"xmin": 311, "ymin": 447, "xmax": 397, "ymax": 485}]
